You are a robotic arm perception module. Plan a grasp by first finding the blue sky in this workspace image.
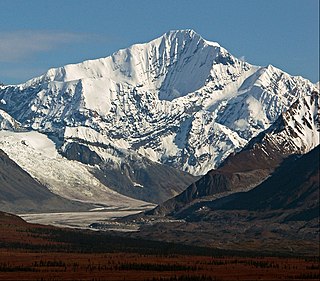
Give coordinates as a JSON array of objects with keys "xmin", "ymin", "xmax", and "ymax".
[{"xmin": 0, "ymin": 0, "xmax": 318, "ymax": 84}]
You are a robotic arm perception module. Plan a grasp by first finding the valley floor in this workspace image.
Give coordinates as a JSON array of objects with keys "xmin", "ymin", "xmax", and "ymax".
[
  {"xmin": 19, "ymin": 208, "xmax": 146, "ymax": 230},
  {"xmin": 0, "ymin": 212, "xmax": 319, "ymax": 281}
]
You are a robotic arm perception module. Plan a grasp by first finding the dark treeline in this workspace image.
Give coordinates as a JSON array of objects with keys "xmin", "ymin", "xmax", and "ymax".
[
  {"xmin": 293, "ymin": 273, "xmax": 320, "ymax": 279},
  {"xmin": 116, "ymin": 262, "xmax": 198, "ymax": 271},
  {"xmin": 0, "ymin": 262, "xmax": 36, "ymax": 272},
  {"xmin": 12, "ymin": 227, "xmax": 307, "ymax": 258},
  {"xmin": 33, "ymin": 260, "xmax": 66, "ymax": 267},
  {"xmin": 197, "ymin": 258, "xmax": 280, "ymax": 268},
  {"xmin": 145, "ymin": 276, "xmax": 219, "ymax": 281}
]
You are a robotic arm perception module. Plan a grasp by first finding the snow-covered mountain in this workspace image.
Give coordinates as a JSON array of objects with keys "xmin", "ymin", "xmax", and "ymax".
[
  {"xmin": 257, "ymin": 91, "xmax": 319, "ymax": 154},
  {"xmin": 141, "ymin": 92, "xmax": 320, "ymax": 217},
  {"xmin": 0, "ymin": 29, "xmax": 318, "ymax": 204},
  {"xmin": 0, "ymin": 109, "xmax": 21, "ymax": 130}
]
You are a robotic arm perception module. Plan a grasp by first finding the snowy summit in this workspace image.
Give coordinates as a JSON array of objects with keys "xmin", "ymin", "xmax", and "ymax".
[{"xmin": 0, "ymin": 29, "xmax": 318, "ymax": 204}]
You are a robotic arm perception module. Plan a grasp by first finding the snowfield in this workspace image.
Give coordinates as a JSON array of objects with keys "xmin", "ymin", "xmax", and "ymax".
[{"xmin": 0, "ymin": 130, "xmax": 153, "ymax": 208}]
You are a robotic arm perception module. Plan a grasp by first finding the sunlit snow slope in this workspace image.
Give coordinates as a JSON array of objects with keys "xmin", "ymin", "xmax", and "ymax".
[
  {"xmin": 0, "ymin": 130, "xmax": 150, "ymax": 208},
  {"xmin": 0, "ymin": 30, "xmax": 318, "ymax": 204}
]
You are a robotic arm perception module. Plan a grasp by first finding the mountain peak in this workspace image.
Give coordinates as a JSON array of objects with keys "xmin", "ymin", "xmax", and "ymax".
[
  {"xmin": 161, "ymin": 29, "xmax": 220, "ymax": 48},
  {"xmin": 26, "ymin": 28, "xmax": 225, "ymax": 98},
  {"xmin": 0, "ymin": 29, "xmax": 316, "ymax": 179},
  {"xmin": 164, "ymin": 29, "xmax": 199, "ymax": 38}
]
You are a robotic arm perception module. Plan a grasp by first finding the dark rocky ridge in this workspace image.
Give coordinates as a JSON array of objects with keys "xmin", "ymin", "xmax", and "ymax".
[
  {"xmin": 146, "ymin": 93, "xmax": 319, "ymax": 216},
  {"xmin": 93, "ymin": 160, "xmax": 196, "ymax": 204},
  {"xmin": 175, "ymin": 145, "xmax": 319, "ymax": 221},
  {"xmin": 125, "ymin": 146, "xmax": 319, "ymax": 255},
  {"xmin": 147, "ymin": 135, "xmax": 289, "ymax": 216}
]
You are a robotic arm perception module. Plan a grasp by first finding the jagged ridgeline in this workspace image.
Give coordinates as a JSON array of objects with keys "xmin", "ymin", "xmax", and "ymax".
[{"xmin": 0, "ymin": 30, "xmax": 318, "ymax": 206}]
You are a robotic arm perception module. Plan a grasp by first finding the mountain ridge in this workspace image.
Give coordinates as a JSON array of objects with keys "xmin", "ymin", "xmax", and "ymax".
[
  {"xmin": 0, "ymin": 29, "xmax": 318, "ymax": 205},
  {"xmin": 128, "ymin": 146, "xmax": 319, "ymax": 255},
  {"xmin": 145, "ymin": 92, "xmax": 319, "ymax": 216}
]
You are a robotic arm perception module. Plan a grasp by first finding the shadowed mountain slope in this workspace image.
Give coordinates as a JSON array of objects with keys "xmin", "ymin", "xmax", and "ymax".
[
  {"xmin": 126, "ymin": 146, "xmax": 319, "ymax": 255},
  {"xmin": 175, "ymin": 145, "xmax": 319, "ymax": 221},
  {"xmin": 0, "ymin": 149, "xmax": 94, "ymax": 213},
  {"xmin": 148, "ymin": 92, "xmax": 319, "ymax": 216}
]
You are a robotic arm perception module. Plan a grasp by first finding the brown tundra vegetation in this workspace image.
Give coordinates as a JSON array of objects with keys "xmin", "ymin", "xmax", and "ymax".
[{"xmin": 0, "ymin": 212, "xmax": 319, "ymax": 281}]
